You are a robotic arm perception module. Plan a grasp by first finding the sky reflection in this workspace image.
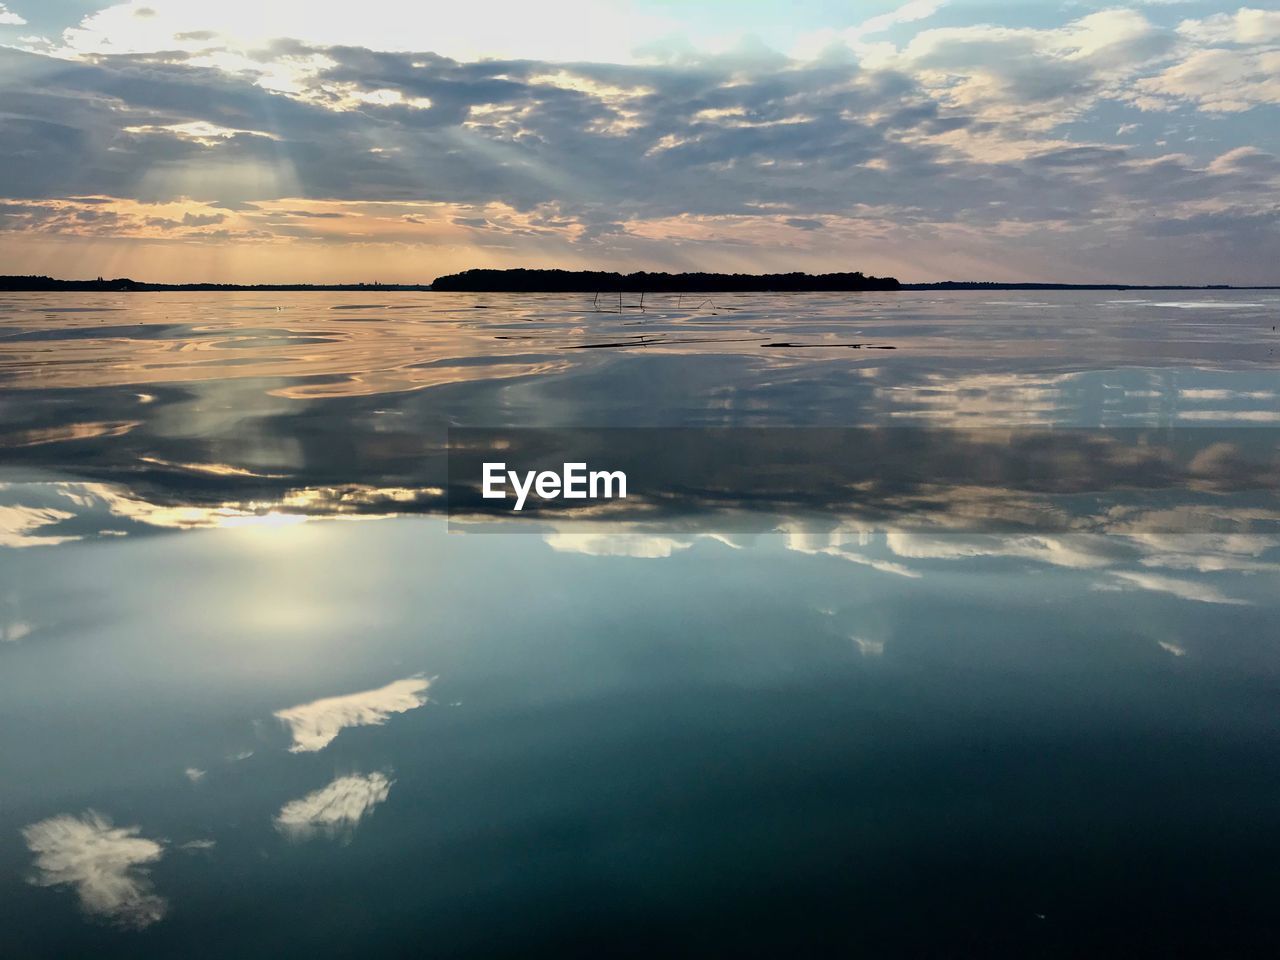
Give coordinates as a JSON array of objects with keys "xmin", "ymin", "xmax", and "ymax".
[{"xmin": 1, "ymin": 291, "xmax": 1278, "ymax": 955}]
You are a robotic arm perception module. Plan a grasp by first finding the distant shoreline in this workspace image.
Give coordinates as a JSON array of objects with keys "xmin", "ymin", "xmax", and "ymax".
[
  {"xmin": 429, "ymin": 269, "xmax": 902, "ymax": 292},
  {"xmin": 1, "ymin": 273, "xmax": 1276, "ymax": 293}
]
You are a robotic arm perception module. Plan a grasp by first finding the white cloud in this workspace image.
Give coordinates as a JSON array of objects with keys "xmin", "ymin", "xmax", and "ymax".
[
  {"xmin": 1178, "ymin": 388, "xmax": 1277, "ymax": 399},
  {"xmin": 840, "ymin": 4, "xmax": 1280, "ymax": 132},
  {"xmin": 1139, "ymin": 553, "xmax": 1280, "ymax": 574},
  {"xmin": 1177, "ymin": 8, "xmax": 1280, "ymax": 45},
  {"xmin": 795, "ymin": 1, "xmax": 947, "ymax": 58},
  {"xmin": 885, "ymin": 532, "xmax": 1114, "ymax": 570},
  {"xmin": 782, "ymin": 525, "xmax": 922, "ymax": 577},
  {"xmin": 2, "ymin": 617, "xmax": 32, "ymax": 642},
  {"xmin": 544, "ymin": 530, "xmax": 693, "ymax": 558},
  {"xmin": 275, "ymin": 772, "xmax": 393, "ymax": 840},
  {"xmin": 875, "ymin": 372, "xmax": 1076, "ymax": 425},
  {"xmin": 1126, "ymin": 529, "xmax": 1280, "ymax": 576},
  {"xmin": 1123, "ymin": 532, "xmax": 1277, "ymax": 558},
  {"xmin": 54, "ymin": 0, "xmax": 680, "ymax": 64},
  {"xmin": 0, "ymin": 503, "xmax": 78, "ymax": 548},
  {"xmin": 841, "ymin": 554, "xmax": 921, "ymax": 578},
  {"xmin": 1137, "ymin": 47, "xmax": 1280, "ymax": 112},
  {"xmin": 854, "ymin": 1, "xmax": 946, "ymax": 39},
  {"xmin": 893, "ymin": 9, "xmax": 1173, "ymax": 128},
  {"xmin": 1178, "ymin": 410, "xmax": 1280, "ymax": 422},
  {"xmin": 1110, "ymin": 570, "xmax": 1250, "ymax": 605},
  {"xmin": 274, "ymin": 676, "xmax": 432, "ymax": 753},
  {"xmin": 22, "ymin": 812, "xmax": 167, "ymax": 929},
  {"xmin": 853, "ymin": 636, "xmax": 885, "ymax": 656},
  {"xmin": 0, "ymin": 4, "xmax": 26, "ymax": 26}
]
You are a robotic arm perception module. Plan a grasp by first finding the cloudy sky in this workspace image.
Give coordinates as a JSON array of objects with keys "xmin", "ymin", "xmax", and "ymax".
[{"xmin": 0, "ymin": 1, "xmax": 1277, "ymax": 283}]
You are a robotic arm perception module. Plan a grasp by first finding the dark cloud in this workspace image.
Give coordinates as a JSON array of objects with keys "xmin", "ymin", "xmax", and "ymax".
[
  {"xmin": 182, "ymin": 212, "xmax": 225, "ymax": 226},
  {"xmin": 1027, "ymin": 146, "xmax": 1128, "ymax": 168},
  {"xmin": 1144, "ymin": 207, "xmax": 1280, "ymax": 238}
]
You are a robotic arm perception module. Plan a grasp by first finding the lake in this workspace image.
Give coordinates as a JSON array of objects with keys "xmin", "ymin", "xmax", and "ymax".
[{"xmin": 1, "ymin": 290, "xmax": 1278, "ymax": 956}]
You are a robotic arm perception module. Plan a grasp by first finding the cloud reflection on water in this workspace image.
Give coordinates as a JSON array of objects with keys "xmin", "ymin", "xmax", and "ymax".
[
  {"xmin": 21, "ymin": 812, "xmax": 167, "ymax": 930},
  {"xmin": 274, "ymin": 773, "xmax": 395, "ymax": 841},
  {"xmin": 274, "ymin": 676, "xmax": 433, "ymax": 753},
  {"xmin": 1109, "ymin": 570, "xmax": 1252, "ymax": 606}
]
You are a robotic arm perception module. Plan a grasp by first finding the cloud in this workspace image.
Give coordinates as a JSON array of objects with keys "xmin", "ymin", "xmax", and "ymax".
[
  {"xmin": 852, "ymin": 636, "xmax": 885, "ymax": 656},
  {"xmin": 1208, "ymin": 146, "xmax": 1280, "ymax": 176},
  {"xmin": 2, "ymin": 617, "xmax": 33, "ymax": 641},
  {"xmin": 854, "ymin": 1, "xmax": 946, "ymax": 40},
  {"xmin": 181, "ymin": 211, "xmax": 225, "ymax": 226},
  {"xmin": 795, "ymin": 1, "xmax": 947, "ymax": 57},
  {"xmin": 895, "ymin": 9, "xmax": 1176, "ymax": 128},
  {"xmin": 274, "ymin": 675, "xmax": 432, "ymax": 752},
  {"xmin": 782, "ymin": 525, "xmax": 1273, "ymax": 611},
  {"xmin": 54, "ymin": 0, "xmax": 683, "ymax": 64},
  {"xmin": 1125, "ymin": 10, "xmax": 1280, "ymax": 112},
  {"xmin": 22, "ymin": 812, "xmax": 167, "ymax": 929},
  {"xmin": 1136, "ymin": 47, "xmax": 1280, "ymax": 112},
  {"xmin": 274, "ymin": 772, "xmax": 394, "ymax": 840},
  {"xmin": 0, "ymin": 4, "xmax": 25, "ymax": 27},
  {"xmin": 0, "ymin": 502, "xmax": 78, "ymax": 548},
  {"xmin": 1177, "ymin": 8, "xmax": 1280, "ymax": 45},
  {"xmin": 1109, "ymin": 570, "xmax": 1250, "ymax": 605},
  {"xmin": 781, "ymin": 525, "xmax": 923, "ymax": 577},
  {"xmin": 886, "ymin": 532, "xmax": 1114, "ymax": 570},
  {"xmin": 1, "ymin": 5, "xmax": 1279, "ymax": 282},
  {"xmin": 544, "ymin": 530, "xmax": 693, "ymax": 558}
]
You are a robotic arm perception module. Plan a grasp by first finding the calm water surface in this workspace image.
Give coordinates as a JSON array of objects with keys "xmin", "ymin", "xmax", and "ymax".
[{"xmin": 1, "ymin": 291, "xmax": 1278, "ymax": 956}]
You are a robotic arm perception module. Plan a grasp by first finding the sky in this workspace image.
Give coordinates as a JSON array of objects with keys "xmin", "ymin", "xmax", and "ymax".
[{"xmin": 0, "ymin": 1, "xmax": 1277, "ymax": 284}]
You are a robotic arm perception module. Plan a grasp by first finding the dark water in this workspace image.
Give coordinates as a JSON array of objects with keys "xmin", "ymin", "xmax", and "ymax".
[{"xmin": 1, "ymin": 291, "xmax": 1278, "ymax": 956}]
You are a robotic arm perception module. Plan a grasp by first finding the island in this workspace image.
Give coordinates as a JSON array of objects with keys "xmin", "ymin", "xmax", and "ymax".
[{"xmin": 429, "ymin": 269, "xmax": 901, "ymax": 292}]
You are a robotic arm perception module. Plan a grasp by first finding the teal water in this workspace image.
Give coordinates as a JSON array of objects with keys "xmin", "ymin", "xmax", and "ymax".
[{"xmin": 1, "ymin": 291, "xmax": 1278, "ymax": 956}]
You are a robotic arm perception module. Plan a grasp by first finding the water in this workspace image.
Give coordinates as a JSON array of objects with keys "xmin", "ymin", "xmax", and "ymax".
[{"xmin": 1, "ymin": 290, "xmax": 1278, "ymax": 956}]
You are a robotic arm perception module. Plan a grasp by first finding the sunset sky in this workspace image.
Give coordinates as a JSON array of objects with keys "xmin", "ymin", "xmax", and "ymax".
[{"xmin": 0, "ymin": 1, "xmax": 1278, "ymax": 284}]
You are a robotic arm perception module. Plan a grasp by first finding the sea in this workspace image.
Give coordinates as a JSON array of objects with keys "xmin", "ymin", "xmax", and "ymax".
[{"xmin": 0, "ymin": 289, "xmax": 1277, "ymax": 956}]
